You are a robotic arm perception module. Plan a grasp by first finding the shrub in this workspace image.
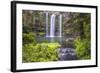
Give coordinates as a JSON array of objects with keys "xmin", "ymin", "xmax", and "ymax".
[
  {"xmin": 22, "ymin": 42, "xmax": 61, "ymax": 62},
  {"xmin": 23, "ymin": 32, "xmax": 36, "ymax": 45},
  {"xmin": 74, "ymin": 38, "xmax": 91, "ymax": 60}
]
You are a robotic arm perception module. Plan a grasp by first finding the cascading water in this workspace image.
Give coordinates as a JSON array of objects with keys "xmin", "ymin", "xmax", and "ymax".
[
  {"xmin": 46, "ymin": 13, "xmax": 62, "ymax": 38},
  {"xmin": 50, "ymin": 14, "xmax": 56, "ymax": 37}
]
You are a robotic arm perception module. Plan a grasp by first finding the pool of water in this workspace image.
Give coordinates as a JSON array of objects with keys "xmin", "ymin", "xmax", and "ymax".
[{"xmin": 36, "ymin": 37, "xmax": 74, "ymax": 47}]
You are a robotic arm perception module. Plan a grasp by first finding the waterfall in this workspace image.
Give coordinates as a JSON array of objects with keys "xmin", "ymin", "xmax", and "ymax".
[
  {"xmin": 50, "ymin": 14, "xmax": 56, "ymax": 37},
  {"xmin": 59, "ymin": 15, "xmax": 62, "ymax": 37},
  {"xmin": 45, "ymin": 13, "xmax": 62, "ymax": 38}
]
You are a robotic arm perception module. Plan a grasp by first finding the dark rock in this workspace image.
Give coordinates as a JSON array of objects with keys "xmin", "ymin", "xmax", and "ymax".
[{"xmin": 59, "ymin": 48, "xmax": 78, "ymax": 61}]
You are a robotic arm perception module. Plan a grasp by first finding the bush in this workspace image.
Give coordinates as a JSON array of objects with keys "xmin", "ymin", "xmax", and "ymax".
[
  {"xmin": 23, "ymin": 32, "xmax": 36, "ymax": 45},
  {"xmin": 22, "ymin": 42, "xmax": 61, "ymax": 62},
  {"xmin": 74, "ymin": 38, "xmax": 91, "ymax": 60}
]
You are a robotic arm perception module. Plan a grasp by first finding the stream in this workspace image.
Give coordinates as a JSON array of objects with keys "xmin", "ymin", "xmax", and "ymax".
[{"xmin": 58, "ymin": 48, "xmax": 78, "ymax": 61}]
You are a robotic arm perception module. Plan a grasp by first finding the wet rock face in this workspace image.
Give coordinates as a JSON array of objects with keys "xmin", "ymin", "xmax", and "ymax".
[{"xmin": 58, "ymin": 48, "xmax": 78, "ymax": 61}]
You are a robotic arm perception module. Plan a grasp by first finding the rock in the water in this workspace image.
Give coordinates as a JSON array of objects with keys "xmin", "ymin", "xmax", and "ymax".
[{"xmin": 58, "ymin": 48, "xmax": 77, "ymax": 61}]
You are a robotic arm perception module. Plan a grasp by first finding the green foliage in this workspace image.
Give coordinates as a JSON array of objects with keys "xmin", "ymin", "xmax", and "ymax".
[
  {"xmin": 74, "ymin": 38, "xmax": 90, "ymax": 59},
  {"xmin": 73, "ymin": 13, "xmax": 91, "ymax": 60},
  {"xmin": 22, "ymin": 32, "xmax": 60, "ymax": 62},
  {"xmin": 23, "ymin": 43, "xmax": 60, "ymax": 62},
  {"xmin": 23, "ymin": 32, "xmax": 36, "ymax": 45},
  {"xmin": 83, "ymin": 22, "xmax": 91, "ymax": 39}
]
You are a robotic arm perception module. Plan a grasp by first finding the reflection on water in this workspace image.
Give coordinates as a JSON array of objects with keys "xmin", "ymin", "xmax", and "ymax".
[{"xmin": 36, "ymin": 36, "xmax": 63, "ymax": 43}]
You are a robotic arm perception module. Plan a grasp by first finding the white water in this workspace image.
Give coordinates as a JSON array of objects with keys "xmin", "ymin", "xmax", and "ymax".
[
  {"xmin": 46, "ymin": 13, "xmax": 62, "ymax": 38},
  {"xmin": 50, "ymin": 14, "xmax": 56, "ymax": 37}
]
